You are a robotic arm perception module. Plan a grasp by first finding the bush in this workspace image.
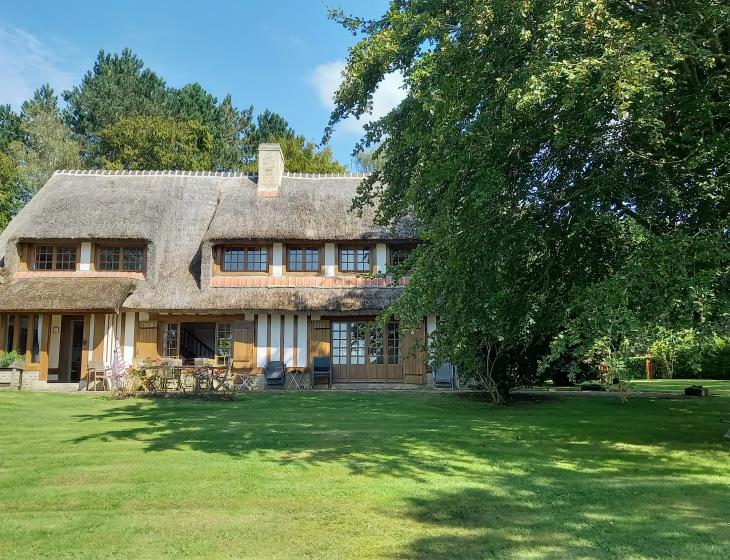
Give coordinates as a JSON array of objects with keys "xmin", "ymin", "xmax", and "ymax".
[
  {"xmin": 0, "ymin": 350, "xmax": 25, "ymax": 368},
  {"xmin": 698, "ymin": 336, "xmax": 730, "ymax": 380},
  {"xmin": 624, "ymin": 356, "xmax": 648, "ymax": 379}
]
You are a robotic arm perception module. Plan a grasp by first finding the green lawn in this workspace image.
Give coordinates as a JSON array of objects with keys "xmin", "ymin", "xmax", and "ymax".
[
  {"xmin": 0, "ymin": 390, "xmax": 728, "ymax": 559},
  {"xmin": 529, "ymin": 379, "xmax": 730, "ymax": 397}
]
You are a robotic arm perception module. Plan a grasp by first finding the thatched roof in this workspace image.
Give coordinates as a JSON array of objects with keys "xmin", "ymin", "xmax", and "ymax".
[
  {"xmin": 0, "ymin": 170, "xmax": 412, "ymax": 313},
  {"xmin": 124, "ymin": 286, "xmax": 403, "ymax": 314},
  {"xmin": 0, "ymin": 277, "xmax": 136, "ymax": 312},
  {"xmin": 204, "ymin": 174, "xmax": 413, "ymax": 242}
]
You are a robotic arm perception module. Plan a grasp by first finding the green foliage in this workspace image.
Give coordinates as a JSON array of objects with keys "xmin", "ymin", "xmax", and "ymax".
[
  {"xmin": 649, "ymin": 328, "xmax": 703, "ymax": 379},
  {"xmin": 99, "ymin": 116, "xmax": 213, "ymax": 171},
  {"xmin": 328, "ymin": 1, "xmax": 729, "ymax": 401},
  {"xmin": 277, "ymin": 136, "xmax": 346, "ymax": 173},
  {"xmin": 8, "ymin": 85, "xmax": 83, "ymax": 195},
  {"xmin": 352, "ymin": 146, "xmax": 385, "ymax": 172},
  {"xmin": 212, "ymin": 95, "xmax": 254, "ymax": 171},
  {"xmin": 0, "ymin": 152, "xmax": 22, "ymax": 232},
  {"xmin": 0, "ymin": 350, "xmax": 24, "ymax": 368},
  {"xmin": 0, "ymin": 105, "xmax": 21, "ymax": 151},
  {"xmin": 63, "ymin": 48, "xmax": 168, "ymax": 139}
]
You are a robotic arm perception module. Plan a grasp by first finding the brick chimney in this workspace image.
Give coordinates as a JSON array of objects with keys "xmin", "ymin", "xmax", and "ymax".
[{"xmin": 257, "ymin": 143, "xmax": 284, "ymax": 196}]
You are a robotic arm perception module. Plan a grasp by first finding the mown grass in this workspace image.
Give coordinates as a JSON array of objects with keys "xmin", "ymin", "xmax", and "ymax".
[{"xmin": 0, "ymin": 389, "xmax": 728, "ymax": 559}]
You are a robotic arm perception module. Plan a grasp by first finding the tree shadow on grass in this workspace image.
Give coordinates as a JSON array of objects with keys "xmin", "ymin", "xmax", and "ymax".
[
  {"xmin": 69, "ymin": 393, "xmax": 728, "ymax": 477},
  {"xmin": 67, "ymin": 393, "xmax": 730, "ymax": 557},
  {"xmin": 398, "ymin": 472, "xmax": 729, "ymax": 559}
]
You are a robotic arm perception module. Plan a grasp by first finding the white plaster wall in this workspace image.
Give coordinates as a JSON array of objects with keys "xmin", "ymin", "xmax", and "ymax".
[
  {"xmin": 79, "ymin": 242, "xmax": 92, "ymax": 271},
  {"xmin": 272, "ymin": 243, "xmax": 283, "ymax": 277},
  {"xmin": 376, "ymin": 243, "xmax": 387, "ymax": 274},
  {"xmin": 256, "ymin": 314, "xmax": 268, "ymax": 368},
  {"xmin": 324, "ymin": 243, "xmax": 336, "ymax": 277},
  {"xmin": 296, "ymin": 314, "xmax": 308, "ymax": 367},
  {"xmin": 269, "ymin": 314, "xmax": 281, "ymax": 361},
  {"xmin": 123, "ymin": 312, "xmax": 135, "ymax": 364},
  {"xmin": 283, "ymin": 314, "xmax": 295, "ymax": 367},
  {"xmin": 48, "ymin": 315, "xmax": 62, "ymax": 369}
]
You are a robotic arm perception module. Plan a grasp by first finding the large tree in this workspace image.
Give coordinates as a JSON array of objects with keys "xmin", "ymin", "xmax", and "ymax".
[
  {"xmin": 328, "ymin": 1, "xmax": 730, "ymax": 400},
  {"xmin": 99, "ymin": 115, "xmax": 213, "ymax": 171},
  {"xmin": 9, "ymin": 85, "xmax": 83, "ymax": 195},
  {"xmin": 277, "ymin": 135, "xmax": 346, "ymax": 173},
  {"xmin": 0, "ymin": 105, "xmax": 21, "ymax": 151},
  {"xmin": 63, "ymin": 48, "xmax": 168, "ymax": 139},
  {"xmin": 213, "ymin": 95, "xmax": 254, "ymax": 171},
  {"xmin": 0, "ymin": 152, "xmax": 22, "ymax": 231}
]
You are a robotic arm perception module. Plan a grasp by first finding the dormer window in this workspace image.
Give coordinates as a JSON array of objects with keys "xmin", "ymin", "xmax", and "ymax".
[
  {"xmin": 390, "ymin": 247, "xmax": 411, "ymax": 267},
  {"xmin": 287, "ymin": 246, "xmax": 320, "ymax": 272},
  {"xmin": 339, "ymin": 246, "xmax": 371, "ymax": 273},
  {"xmin": 222, "ymin": 246, "xmax": 269, "ymax": 272},
  {"xmin": 32, "ymin": 245, "xmax": 77, "ymax": 271},
  {"xmin": 98, "ymin": 245, "xmax": 144, "ymax": 272}
]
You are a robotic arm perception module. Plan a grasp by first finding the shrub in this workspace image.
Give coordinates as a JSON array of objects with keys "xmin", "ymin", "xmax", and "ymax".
[
  {"xmin": 0, "ymin": 350, "xmax": 25, "ymax": 368},
  {"xmin": 624, "ymin": 356, "xmax": 648, "ymax": 379}
]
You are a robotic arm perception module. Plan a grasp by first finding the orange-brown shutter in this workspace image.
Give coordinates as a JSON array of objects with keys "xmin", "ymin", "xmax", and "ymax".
[
  {"xmin": 232, "ymin": 320, "xmax": 254, "ymax": 369},
  {"xmin": 309, "ymin": 320, "xmax": 331, "ymax": 367},
  {"xmin": 136, "ymin": 320, "xmax": 159, "ymax": 362}
]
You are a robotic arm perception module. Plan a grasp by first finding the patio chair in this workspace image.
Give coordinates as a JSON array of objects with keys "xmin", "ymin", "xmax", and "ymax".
[
  {"xmin": 433, "ymin": 363, "xmax": 458, "ymax": 390},
  {"xmin": 264, "ymin": 361, "xmax": 286, "ymax": 387},
  {"xmin": 87, "ymin": 361, "xmax": 112, "ymax": 391},
  {"xmin": 312, "ymin": 357, "xmax": 332, "ymax": 389}
]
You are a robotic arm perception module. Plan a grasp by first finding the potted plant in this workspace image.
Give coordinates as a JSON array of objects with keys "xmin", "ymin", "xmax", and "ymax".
[
  {"xmin": 0, "ymin": 350, "xmax": 26, "ymax": 390},
  {"xmin": 217, "ymin": 337, "xmax": 231, "ymax": 367}
]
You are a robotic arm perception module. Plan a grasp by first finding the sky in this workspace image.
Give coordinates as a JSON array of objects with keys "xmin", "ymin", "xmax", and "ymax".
[{"xmin": 0, "ymin": 0, "xmax": 404, "ymax": 168}]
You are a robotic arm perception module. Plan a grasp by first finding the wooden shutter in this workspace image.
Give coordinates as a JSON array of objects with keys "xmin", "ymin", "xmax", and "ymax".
[
  {"xmin": 232, "ymin": 320, "xmax": 254, "ymax": 369},
  {"xmin": 136, "ymin": 320, "xmax": 158, "ymax": 361},
  {"xmin": 309, "ymin": 320, "xmax": 331, "ymax": 367}
]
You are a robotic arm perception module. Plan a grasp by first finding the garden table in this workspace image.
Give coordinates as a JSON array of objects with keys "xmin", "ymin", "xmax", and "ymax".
[{"xmin": 286, "ymin": 367, "xmax": 310, "ymax": 390}]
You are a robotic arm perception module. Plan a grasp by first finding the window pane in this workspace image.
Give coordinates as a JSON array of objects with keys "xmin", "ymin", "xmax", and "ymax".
[
  {"xmin": 350, "ymin": 322, "xmax": 366, "ymax": 365},
  {"xmin": 304, "ymin": 248, "xmax": 319, "ymax": 271},
  {"xmin": 332, "ymin": 322, "xmax": 348, "ymax": 365},
  {"xmin": 33, "ymin": 246, "xmax": 53, "ymax": 270},
  {"xmin": 223, "ymin": 248, "xmax": 245, "ymax": 271},
  {"xmin": 163, "ymin": 324, "xmax": 178, "ymax": 357},
  {"xmin": 99, "ymin": 246, "xmax": 121, "ymax": 270},
  {"xmin": 288, "ymin": 248, "xmax": 303, "ymax": 271},
  {"xmin": 387, "ymin": 322, "xmax": 401, "ymax": 364},
  {"xmin": 122, "ymin": 247, "xmax": 143, "ymax": 271},
  {"xmin": 391, "ymin": 247, "xmax": 411, "ymax": 268},
  {"xmin": 55, "ymin": 246, "xmax": 77, "ymax": 270},
  {"xmin": 339, "ymin": 248, "xmax": 355, "ymax": 271},
  {"xmin": 216, "ymin": 322, "xmax": 232, "ymax": 357},
  {"xmin": 355, "ymin": 248, "xmax": 370, "ymax": 272},
  {"xmin": 5, "ymin": 316, "xmax": 14, "ymax": 352},
  {"xmin": 31, "ymin": 315, "xmax": 40, "ymax": 362},
  {"xmin": 247, "ymin": 248, "xmax": 268, "ymax": 271},
  {"xmin": 18, "ymin": 316, "xmax": 28, "ymax": 354},
  {"xmin": 369, "ymin": 324, "xmax": 384, "ymax": 364}
]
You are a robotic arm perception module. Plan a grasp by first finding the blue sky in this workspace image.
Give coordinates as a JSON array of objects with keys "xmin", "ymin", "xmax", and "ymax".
[{"xmin": 0, "ymin": 0, "xmax": 402, "ymax": 167}]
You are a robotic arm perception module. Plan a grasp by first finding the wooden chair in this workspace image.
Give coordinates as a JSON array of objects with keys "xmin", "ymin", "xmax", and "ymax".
[{"xmin": 87, "ymin": 361, "xmax": 111, "ymax": 391}]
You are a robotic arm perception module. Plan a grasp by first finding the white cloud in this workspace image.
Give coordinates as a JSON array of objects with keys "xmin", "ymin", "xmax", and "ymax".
[
  {"xmin": 0, "ymin": 26, "xmax": 77, "ymax": 109},
  {"xmin": 310, "ymin": 59, "xmax": 405, "ymax": 134}
]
